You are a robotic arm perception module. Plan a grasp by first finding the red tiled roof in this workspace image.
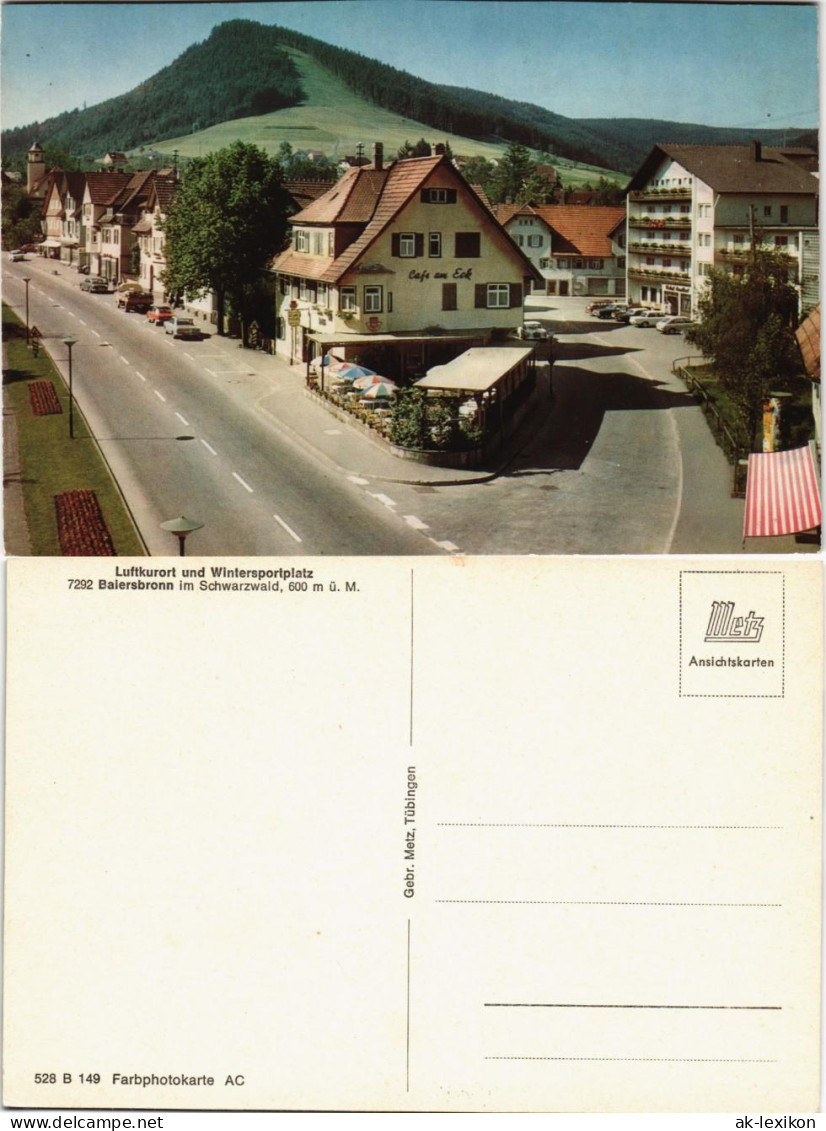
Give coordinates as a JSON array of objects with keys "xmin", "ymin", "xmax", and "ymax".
[
  {"xmin": 470, "ymin": 183, "xmax": 494, "ymax": 212},
  {"xmin": 86, "ymin": 171, "xmax": 131, "ymax": 204},
  {"xmin": 283, "ymin": 180, "xmax": 336, "ymax": 210},
  {"xmin": 494, "ymin": 204, "xmax": 539, "ymax": 225},
  {"xmin": 275, "ymin": 155, "xmax": 540, "ymax": 285},
  {"xmin": 290, "ymin": 166, "xmax": 384, "ymax": 225},
  {"xmin": 273, "ymin": 252, "xmax": 332, "ymax": 281},
  {"xmin": 532, "ymin": 204, "xmax": 626, "ymax": 257},
  {"xmin": 105, "ymin": 169, "xmax": 155, "ymax": 209},
  {"xmin": 148, "ymin": 176, "xmax": 177, "ymax": 212},
  {"xmin": 320, "ymin": 157, "xmax": 443, "ymax": 282}
]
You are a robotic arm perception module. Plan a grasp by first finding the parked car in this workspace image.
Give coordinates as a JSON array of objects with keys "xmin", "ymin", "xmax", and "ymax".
[
  {"xmin": 147, "ymin": 305, "xmax": 174, "ymax": 326},
  {"xmin": 628, "ymin": 311, "xmax": 663, "ymax": 328},
  {"xmin": 118, "ymin": 290, "xmax": 153, "ymax": 313},
  {"xmin": 516, "ymin": 320, "xmax": 553, "ymax": 341},
  {"xmin": 164, "ymin": 316, "xmax": 201, "ymax": 340},
  {"xmin": 595, "ymin": 303, "xmax": 628, "ymax": 319},
  {"xmin": 80, "ymin": 276, "xmax": 109, "ymax": 293},
  {"xmin": 613, "ymin": 306, "xmax": 649, "ymax": 323},
  {"xmin": 9, "ymin": 249, "xmax": 26, "ymax": 261},
  {"xmin": 20, "ymin": 243, "xmax": 41, "ymax": 253},
  {"xmin": 656, "ymin": 316, "xmax": 694, "ymax": 335}
]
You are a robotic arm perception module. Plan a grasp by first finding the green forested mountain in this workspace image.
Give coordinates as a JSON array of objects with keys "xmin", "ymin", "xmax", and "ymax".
[
  {"xmin": 2, "ymin": 20, "xmax": 815, "ymax": 173},
  {"xmin": 579, "ymin": 117, "xmax": 817, "ymax": 157},
  {"xmin": 2, "ymin": 22, "xmax": 303, "ymax": 163}
]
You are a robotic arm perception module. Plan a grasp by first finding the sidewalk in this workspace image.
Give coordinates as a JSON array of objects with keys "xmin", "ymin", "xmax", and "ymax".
[{"xmin": 197, "ymin": 326, "xmax": 555, "ymax": 487}]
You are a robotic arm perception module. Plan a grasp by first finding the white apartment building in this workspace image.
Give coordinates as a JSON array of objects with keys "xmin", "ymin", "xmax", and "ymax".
[{"xmin": 625, "ymin": 142, "xmax": 819, "ymax": 316}]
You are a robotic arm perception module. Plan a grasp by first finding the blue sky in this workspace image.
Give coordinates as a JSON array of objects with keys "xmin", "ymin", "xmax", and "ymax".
[{"xmin": 1, "ymin": 1, "xmax": 819, "ymax": 132}]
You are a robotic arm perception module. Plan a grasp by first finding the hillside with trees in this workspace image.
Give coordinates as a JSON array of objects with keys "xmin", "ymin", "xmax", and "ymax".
[{"xmin": 2, "ymin": 22, "xmax": 303, "ymax": 165}]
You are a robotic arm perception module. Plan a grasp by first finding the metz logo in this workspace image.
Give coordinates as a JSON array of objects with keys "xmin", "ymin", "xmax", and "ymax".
[{"xmin": 704, "ymin": 600, "xmax": 764, "ymax": 643}]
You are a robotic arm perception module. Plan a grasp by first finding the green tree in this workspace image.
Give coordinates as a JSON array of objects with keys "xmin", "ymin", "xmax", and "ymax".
[
  {"xmin": 162, "ymin": 141, "xmax": 290, "ymax": 343},
  {"xmin": 491, "ymin": 141, "xmax": 534, "ymax": 204},
  {"xmin": 685, "ymin": 246, "xmax": 800, "ymax": 448},
  {"xmin": 1, "ymin": 182, "xmax": 42, "ymax": 249},
  {"xmin": 460, "ymin": 156, "xmax": 496, "ymax": 196},
  {"xmin": 517, "ymin": 169, "xmax": 558, "ymax": 206}
]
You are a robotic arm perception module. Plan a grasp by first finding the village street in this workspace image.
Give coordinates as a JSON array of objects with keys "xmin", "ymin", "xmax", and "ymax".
[{"xmin": 5, "ymin": 259, "xmax": 756, "ymax": 556}]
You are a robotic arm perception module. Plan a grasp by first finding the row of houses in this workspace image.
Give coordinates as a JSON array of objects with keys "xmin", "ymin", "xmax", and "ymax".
[
  {"xmin": 27, "ymin": 142, "xmax": 176, "ymax": 287},
  {"xmin": 24, "ymin": 136, "xmax": 819, "ymax": 365}
]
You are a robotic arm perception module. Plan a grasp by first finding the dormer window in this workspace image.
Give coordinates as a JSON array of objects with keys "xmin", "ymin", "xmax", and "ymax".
[{"xmin": 295, "ymin": 229, "xmax": 309, "ymax": 253}]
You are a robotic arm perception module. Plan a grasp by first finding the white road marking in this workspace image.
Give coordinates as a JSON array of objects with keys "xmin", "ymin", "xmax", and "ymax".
[
  {"xmin": 232, "ymin": 472, "xmax": 254, "ymax": 493},
  {"xmin": 368, "ymin": 492, "xmax": 396, "ymax": 508},
  {"xmin": 324, "ymin": 428, "xmax": 342, "ymax": 435},
  {"xmin": 435, "ymin": 540, "xmax": 460, "ymax": 551},
  {"xmin": 91, "ymin": 329, "xmax": 100, "ymax": 337},
  {"xmin": 154, "ymin": 390, "xmax": 166, "ymax": 402},
  {"xmin": 135, "ymin": 371, "xmax": 147, "ymax": 382},
  {"xmin": 120, "ymin": 355, "xmax": 130, "ymax": 365},
  {"xmin": 200, "ymin": 439, "xmax": 217, "ymax": 455},
  {"xmin": 274, "ymin": 514, "xmax": 302, "ymax": 543},
  {"xmin": 175, "ymin": 412, "xmax": 190, "ymax": 426},
  {"xmin": 204, "ymin": 368, "xmax": 217, "ymax": 377},
  {"xmin": 66, "ymin": 311, "xmax": 77, "ymax": 319},
  {"xmin": 404, "ymin": 515, "xmax": 429, "ymax": 530},
  {"xmin": 183, "ymin": 352, "xmax": 194, "ymax": 360},
  {"xmin": 348, "ymin": 475, "xmax": 370, "ymax": 485},
  {"xmin": 78, "ymin": 319, "xmax": 87, "ymax": 326}
]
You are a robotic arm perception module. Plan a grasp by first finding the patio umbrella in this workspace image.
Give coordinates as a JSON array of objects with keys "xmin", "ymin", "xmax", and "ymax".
[
  {"xmin": 352, "ymin": 373, "xmax": 395, "ymax": 390},
  {"xmin": 361, "ymin": 380, "xmax": 397, "ymax": 400},
  {"xmin": 310, "ymin": 353, "xmax": 342, "ymax": 373},
  {"xmin": 334, "ymin": 363, "xmax": 376, "ymax": 381}
]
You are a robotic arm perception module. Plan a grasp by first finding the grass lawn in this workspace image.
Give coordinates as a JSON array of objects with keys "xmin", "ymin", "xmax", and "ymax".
[
  {"xmin": 679, "ymin": 361, "xmax": 815, "ymax": 457},
  {"xmin": 3, "ymin": 304, "xmax": 146, "ymax": 556},
  {"xmin": 145, "ymin": 48, "xmax": 625, "ymax": 186}
]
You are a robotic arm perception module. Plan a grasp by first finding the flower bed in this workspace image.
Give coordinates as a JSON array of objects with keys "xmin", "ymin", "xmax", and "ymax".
[
  {"xmin": 29, "ymin": 380, "xmax": 63, "ymax": 416},
  {"xmin": 54, "ymin": 490, "xmax": 117, "ymax": 555}
]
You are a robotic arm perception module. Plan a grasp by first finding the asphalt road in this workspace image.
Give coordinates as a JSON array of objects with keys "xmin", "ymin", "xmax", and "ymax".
[
  {"xmin": 5, "ymin": 265, "xmax": 745, "ymax": 556},
  {"xmin": 4, "ymin": 261, "xmax": 437, "ymax": 556},
  {"xmin": 361, "ymin": 296, "xmax": 724, "ymax": 554}
]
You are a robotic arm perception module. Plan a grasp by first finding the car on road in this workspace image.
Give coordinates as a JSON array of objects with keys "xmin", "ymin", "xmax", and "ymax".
[
  {"xmin": 656, "ymin": 316, "xmax": 694, "ymax": 335},
  {"xmin": 80, "ymin": 276, "xmax": 109, "ymax": 293},
  {"xmin": 613, "ymin": 306, "xmax": 650, "ymax": 323},
  {"xmin": 164, "ymin": 315, "xmax": 201, "ymax": 340},
  {"xmin": 595, "ymin": 303, "xmax": 629, "ymax": 319},
  {"xmin": 516, "ymin": 320, "xmax": 553, "ymax": 341},
  {"xmin": 628, "ymin": 311, "xmax": 664, "ymax": 328},
  {"xmin": 117, "ymin": 290, "xmax": 153, "ymax": 313},
  {"xmin": 9, "ymin": 249, "xmax": 27, "ymax": 261},
  {"xmin": 147, "ymin": 305, "xmax": 174, "ymax": 326}
]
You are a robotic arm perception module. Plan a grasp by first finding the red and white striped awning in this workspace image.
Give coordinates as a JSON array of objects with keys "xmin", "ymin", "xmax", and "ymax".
[{"xmin": 743, "ymin": 445, "xmax": 821, "ymax": 538}]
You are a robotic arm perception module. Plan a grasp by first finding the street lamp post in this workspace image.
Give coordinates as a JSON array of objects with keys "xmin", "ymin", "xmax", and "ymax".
[
  {"xmin": 160, "ymin": 515, "xmax": 204, "ymax": 556},
  {"xmin": 62, "ymin": 336, "xmax": 77, "ymax": 439},
  {"xmin": 22, "ymin": 277, "xmax": 31, "ymax": 345}
]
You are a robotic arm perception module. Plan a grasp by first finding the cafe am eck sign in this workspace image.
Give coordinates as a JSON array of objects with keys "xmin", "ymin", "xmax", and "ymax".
[{"xmin": 409, "ymin": 268, "xmax": 474, "ymax": 282}]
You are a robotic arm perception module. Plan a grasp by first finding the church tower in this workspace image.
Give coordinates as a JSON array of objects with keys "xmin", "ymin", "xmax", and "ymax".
[{"xmin": 27, "ymin": 140, "xmax": 46, "ymax": 195}]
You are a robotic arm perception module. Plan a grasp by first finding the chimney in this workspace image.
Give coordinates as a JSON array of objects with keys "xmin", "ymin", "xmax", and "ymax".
[
  {"xmin": 752, "ymin": 139, "xmax": 762, "ymax": 162},
  {"xmin": 373, "ymin": 142, "xmax": 383, "ymax": 171}
]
